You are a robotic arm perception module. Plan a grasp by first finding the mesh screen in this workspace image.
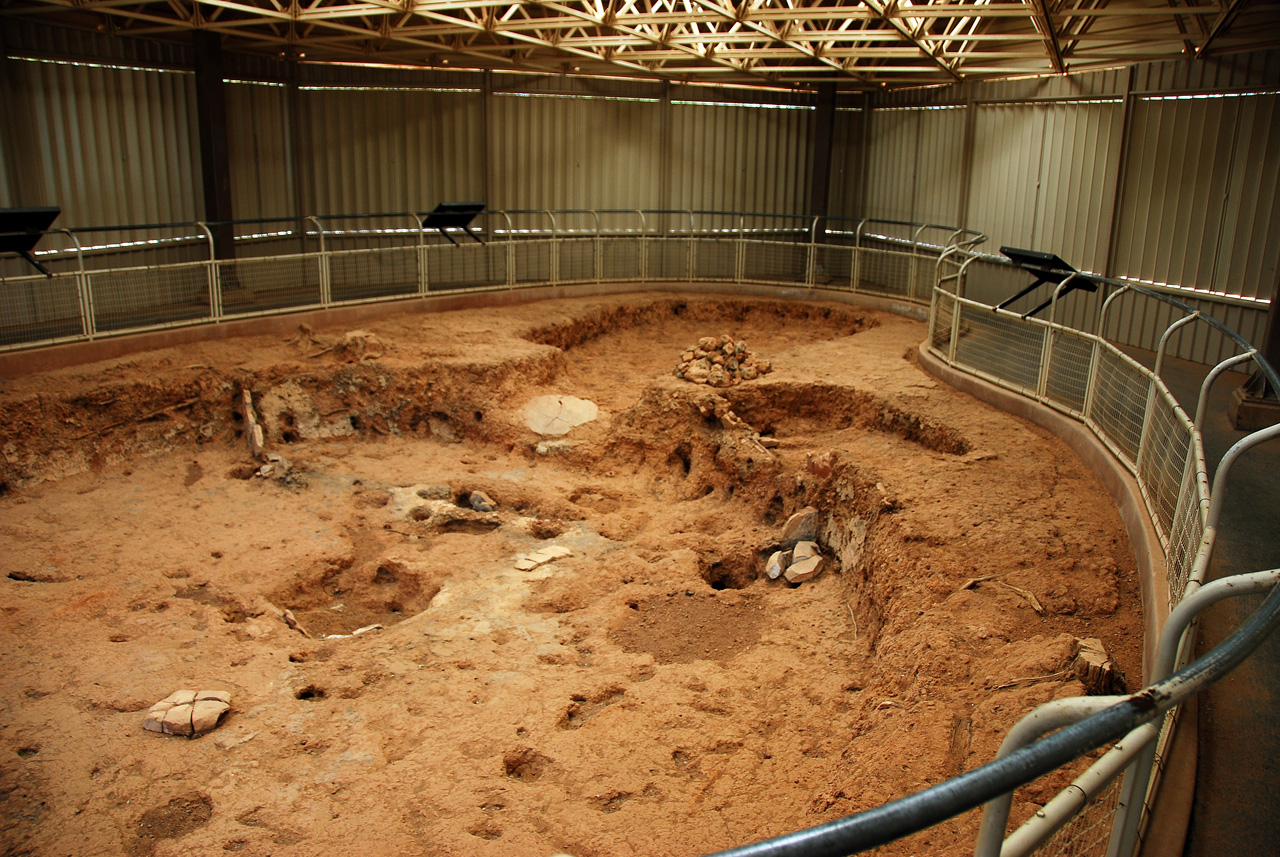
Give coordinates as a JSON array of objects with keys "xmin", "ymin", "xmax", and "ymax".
[
  {"xmin": 328, "ymin": 248, "xmax": 419, "ymax": 303},
  {"xmin": 557, "ymin": 238, "xmax": 597, "ymax": 283},
  {"xmin": 692, "ymin": 239, "xmax": 737, "ymax": 281},
  {"xmin": 1138, "ymin": 393, "xmax": 1193, "ymax": 543},
  {"xmin": 1045, "ymin": 332, "xmax": 1095, "ymax": 415},
  {"xmin": 649, "ymin": 239, "xmax": 692, "ymax": 281},
  {"xmin": 1039, "ymin": 775, "xmax": 1121, "ymax": 857},
  {"xmin": 742, "ymin": 240, "xmax": 808, "ymax": 285},
  {"xmin": 426, "ymin": 243, "xmax": 508, "ymax": 290},
  {"xmin": 815, "ymin": 245, "xmax": 854, "ymax": 290},
  {"xmin": 1166, "ymin": 461, "xmax": 1207, "ymax": 602},
  {"xmin": 89, "ymin": 264, "xmax": 213, "ymax": 332},
  {"xmin": 219, "ymin": 256, "xmax": 322, "ymax": 315},
  {"xmin": 931, "ymin": 291, "xmax": 955, "ymax": 354},
  {"xmin": 858, "ymin": 248, "xmax": 912, "ymax": 297},
  {"xmin": 952, "ymin": 305, "xmax": 1046, "ymax": 392},
  {"xmin": 600, "ymin": 238, "xmax": 644, "ymax": 281},
  {"xmin": 511, "ymin": 241, "xmax": 551, "ymax": 285},
  {"xmin": 0, "ymin": 273, "xmax": 85, "ymax": 345},
  {"xmin": 1090, "ymin": 348, "xmax": 1150, "ymax": 467}
]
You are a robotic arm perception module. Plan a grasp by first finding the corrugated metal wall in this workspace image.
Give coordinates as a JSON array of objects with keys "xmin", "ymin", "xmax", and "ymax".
[
  {"xmin": 2, "ymin": 55, "xmax": 202, "ymax": 229},
  {"xmin": 668, "ymin": 100, "xmax": 812, "ymax": 214},
  {"xmin": 225, "ymin": 81, "xmax": 294, "ymax": 220}
]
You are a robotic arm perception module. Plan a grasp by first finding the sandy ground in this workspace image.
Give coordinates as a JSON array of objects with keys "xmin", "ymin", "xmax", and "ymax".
[{"xmin": 0, "ymin": 293, "xmax": 1142, "ymax": 857}]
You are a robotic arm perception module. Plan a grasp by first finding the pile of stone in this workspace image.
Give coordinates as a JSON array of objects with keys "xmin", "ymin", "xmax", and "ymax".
[
  {"xmin": 674, "ymin": 335, "xmax": 773, "ymax": 388},
  {"xmin": 765, "ymin": 506, "xmax": 829, "ymax": 585}
]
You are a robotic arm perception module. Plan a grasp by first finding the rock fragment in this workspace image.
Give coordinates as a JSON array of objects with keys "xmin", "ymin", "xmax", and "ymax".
[
  {"xmin": 515, "ymin": 545, "xmax": 572, "ymax": 572},
  {"xmin": 765, "ymin": 550, "xmax": 791, "ymax": 580},
  {"xmin": 469, "ymin": 491, "xmax": 496, "ymax": 512},
  {"xmin": 145, "ymin": 690, "xmax": 231, "ymax": 737},
  {"xmin": 780, "ymin": 506, "xmax": 820, "ymax": 548}
]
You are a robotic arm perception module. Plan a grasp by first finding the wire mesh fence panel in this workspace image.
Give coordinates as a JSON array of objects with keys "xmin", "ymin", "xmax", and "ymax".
[
  {"xmin": 742, "ymin": 240, "xmax": 809, "ymax": 285},
  {"xmin": 1165, "ymin": 459, "xmax": 1206, "ymax": 603},
  {"xmin": 858, "ymin": 248, "xmax": 912, "ymax": 297},
  {"xmin": 1039, "ymin": 774, "xmax": 1121, "ymax": 857},
  {"xmin": 1089, "ymin": 348, "xmax": 1151, "ymax": 467},
  {"xmin": 0, "ymin": 274, "xmax": 85, "ymax": 346},
  {"xmin": 511, "ymin": 240, "xmax": 551, "ymax": 285},
  {"xmin": 952, "ymin": 304, "xmax": 1046, "ymax": 392},
  {"xmin": 427, "ymin": 243, "xmax": 508, "ymax": 291},
  {"xmin": 218, "ymin": 256, "xmax": 322, "ymax": 316},
  {"xmin": 910, "ymin": 254, "xmax": 935, "ymax": 302},
  {"xmin": 1138, "ymin": 394, "xmax": 1193, "ymax": 544},
  {"xmin": 815, "ymin": 245, "xmax": 854, "ymax": 290},
  {"xmin": 600, "ymin": 237, "xmax": 644, "ymax": 281},
  {"xmin": 557, "ymin": 238, "xmax": 596, "ymax": 283},
  {"xmin": 691, "ymin": 239, "xmax": 737, "ymax": 281},
  {"xmin": 328, "ymin": 247, "xmax": 420, "ymax": 303},
  {"xmin": 649, "ymin": 239, "xmax": 692, "ymax": 281},
  {"xmin": 1045, "ymin": 331, "xmax": 1095, "ymax": 415},
  {"xmin": 89, "ymin": 264, "xmax": 213, "ymax": 332},
  {"xmin": 931, "ymin": 290, "xmax": 956, "ymax": 354}
]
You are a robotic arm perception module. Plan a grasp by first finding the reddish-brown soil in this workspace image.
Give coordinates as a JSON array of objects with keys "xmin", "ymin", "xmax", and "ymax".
[{"xmin": 0, "ymin": 293, "xmax": 1142, "ymax": 857}]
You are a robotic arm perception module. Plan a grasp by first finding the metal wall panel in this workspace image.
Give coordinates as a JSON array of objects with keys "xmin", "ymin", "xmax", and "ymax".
[
  {"xmin": 1214, "ymin": 94, "xmax": 1280, "ymax": 302},
  {"xmin": 2, "ymin": 56, "xmax": 202, "ymax": 229},
  {"xmin": 1113, "ymin": 97, "xmax": 1241, "ymax": 296},
  {"xmin": 863, "ymin": 108, "xmax": 918, "ymax": 221},
  {"xmin": 668, "ymin": 101, "xmax": 811, "ymax": 214},
  {"xmin": 301, "ymin": 87, "xmax": 487, "ymax": 216},
  {"xmin": 967, "ymin": 104, "xmax": 1045, "ymax": 250},
  {"xmin": 828, "ymin": 108, "xmax": 864, "ymax": 220},
  {"xmin": 913, "ymin": 107, "xmax": 967, "ymax": 226},
  {"xmin": 1034, "ymin": 100, "xmax": 1124, "ymax": 275},
  {"xmin": 489, "ymin": 93, "xmax": 663, "ymax": 211},
  {"xmin": 226, "ymin": 81, "xmax": 295, "ymax": 220}
]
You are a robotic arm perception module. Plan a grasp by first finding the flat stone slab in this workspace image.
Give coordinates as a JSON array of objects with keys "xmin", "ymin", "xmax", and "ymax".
[
  {"xmin": 515, "ymin": 545, "xmax": 573, "ymax": 571},
  {"xmin": 145, "ymin": 689, "xmax": 231, "ymax": 737},
  {"xmin": 523, "ymin": 395, "xmax": 599, "ymax": 437}
]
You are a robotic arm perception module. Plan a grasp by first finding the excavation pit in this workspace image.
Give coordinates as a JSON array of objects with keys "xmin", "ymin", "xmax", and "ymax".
[{"xmin": 0, "ymin": 294, "xmax": 1144, "ymax": 857}]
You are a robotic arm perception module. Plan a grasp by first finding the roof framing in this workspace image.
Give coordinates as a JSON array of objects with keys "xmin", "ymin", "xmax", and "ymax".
[{"xmin": 3, "ymin": 0, "xmax": 1278, "ymax": 90}]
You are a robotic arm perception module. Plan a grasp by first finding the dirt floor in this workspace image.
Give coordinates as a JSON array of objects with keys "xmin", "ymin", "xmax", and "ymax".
[{"xmin": 0, "ymin": 293, "xmax": 1143, "ymax": 857}]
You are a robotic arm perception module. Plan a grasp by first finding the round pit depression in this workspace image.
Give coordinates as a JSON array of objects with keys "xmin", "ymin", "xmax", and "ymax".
[{"xmin": 0, "ymin": 294, "xmax": 1142, "ymax": 857}]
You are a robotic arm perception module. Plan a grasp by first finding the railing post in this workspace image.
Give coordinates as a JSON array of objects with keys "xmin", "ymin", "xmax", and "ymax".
[
  {"xmin": 196, "ymin": 221, "xmax": 220, "ymax": 321},
  {"xmin": 910, "ymin": 222, "xmax": 929, "ymax": 301},
  {"xmin": 735, "ymin": 212, "xmax": 746, "ymax": 283},
  {"xmin": 686, "ymin": 210, "xmax": 694, "ymax": 281},
  {"xmin": 637, "ymin": 210, "xmax": 648, "ymax": 281},
  {"xmin": 1037, "ymin": 275, "xmax": 1078, "ymax": 401},
  {"xmin": 413, "ymin": 213, "xmax": 428, "ymax": 295},
  {"xmin": 308, "ymin": 216, "xmax": 330, "ymax": 306},
  {"xmin": 807, "ymin": 215, "xmax": 820, "ymax": 288},
  {"xmin": 1084, "ymin": 286, "xmax": 1132, "ymax": 421},
  {"xmin": 1137, "ymin": 311, "xmax": 1200, "ymax": 476},
  {"xmin": 545, "ymin": 210, "xmax": 558, "ymax": 285},
  {"xmin": 852, "ymin": 218, "xmax": 865, "ymax": 294},
  {"xmin": 61, "ymin": 229, "xmax": 93, "ymax": 338},
  {"xmin": 501, "ymin": 210, "xmax": 515, "ymax": 288},
  {"xmin": 591, "ymin": 210, "xmax": 602, "ymax": 282}
]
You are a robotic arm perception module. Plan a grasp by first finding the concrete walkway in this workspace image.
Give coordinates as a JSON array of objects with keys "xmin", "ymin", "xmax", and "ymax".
[{"xmin": 1148, "ymin": 354, "xmax": 1280, "ymax": 857}]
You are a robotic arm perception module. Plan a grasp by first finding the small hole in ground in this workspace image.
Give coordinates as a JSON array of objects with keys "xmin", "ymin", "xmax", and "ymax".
[{"xmin": 296, "ymin": 685, "xmax": 326, "ymax": 700}]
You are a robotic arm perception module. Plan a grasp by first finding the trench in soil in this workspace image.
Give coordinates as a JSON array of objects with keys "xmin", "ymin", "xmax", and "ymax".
[{"xmin": 0, "ymin": 296, "xmax": 1144, "ymax": 857}]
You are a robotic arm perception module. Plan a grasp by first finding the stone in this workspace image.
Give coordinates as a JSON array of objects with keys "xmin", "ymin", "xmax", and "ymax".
[
  {"xmin": 682, "ymin": 350, "xmax": 695, "ymax": 362},
  {"xmin": 1073, "ymin": 638, "xmax": 1125, "ymax": 695},
  {"xmin": 765, "ymin": 549, "xmax": 791, "ymax": 580},
  {"xmin": 707, "ymin": 365, "xmax": 727, "ymax": 387},
  {"xmin": 190, "ymin": 699, "xmax": 229, "ymax": 734},
  {"xmin": 792, "ymin": 540, "xmax": 820, "ymax": 560},
  {"xmin": 698, "ymin": 336, "xmax": 718, "ymax": 351},
  {"xmin": 523, "ymin": 395, "xmax": 599, "ymax": 436},
  {"xmin": 145, "ymin": 690, "xmax": 231, "ymax": 737},
  {"xmin": 780, "ymin": 506, "xmax": 820, "ymax": 548},
  {"xmin": 806, "ymin": 450, "xmax": 835, "ymax": 478},
  {"xmin": 515, "ymin": 544, "xmax": 572, "ymax": 571},
  {"xmin": 685, "ymin": 360, "xmax": 711, "ymax": 384},
  {"xmin": 784, "ymin": 555, "xmax": 825, "ymax": 584},
  {"xmin": 469, "ymin": 491, "xmax": 496, "ymax": 512},
  {"xmin": 536, "ymin": 440, "xmax": 576, "ymax": 456},
  {"xmin": 740, "ymin": 365, "xmax": 759, "ymax": 381},
  {"xmin": 416, "ymin": 484, "xmax": 452, "ymax": 500}
]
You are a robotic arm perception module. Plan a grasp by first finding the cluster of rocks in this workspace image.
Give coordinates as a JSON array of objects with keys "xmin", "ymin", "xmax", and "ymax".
[
  {"xmin": 765, "ymin": 506, "xmax": 829, "ymax": 584},
  {"xmin": 674, "ymin": 335, "xmax": 773, "ymax": 388}
]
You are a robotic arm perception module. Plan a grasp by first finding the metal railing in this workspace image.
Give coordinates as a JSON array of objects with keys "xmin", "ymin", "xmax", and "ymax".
[
  {"xmin": 0, "ymin": 210, "xmax": 976, "ymax": 351},
  {"xmin": 1, "ymin": 210, "xmax": 1276, "ymax": 857},
  {"xmin": 929, "ymin": 247, "xmax": 1280, "ymax": 857}
]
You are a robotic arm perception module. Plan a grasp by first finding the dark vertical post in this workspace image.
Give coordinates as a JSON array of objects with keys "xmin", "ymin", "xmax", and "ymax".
[
  {"xmin": 193, "ymin": 31, "xmax": 234, "ymax": 259},
  {"xmin": 1230, "ymin": 273, "xmax": 1280, "ymax": 429},
  {"xmin": 286, "ymin": 53, "xmax": 310, "ymax": 254},
  {"xmin": 808, "ymin": 83, "xmax": 836, "ymax": 237}
]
